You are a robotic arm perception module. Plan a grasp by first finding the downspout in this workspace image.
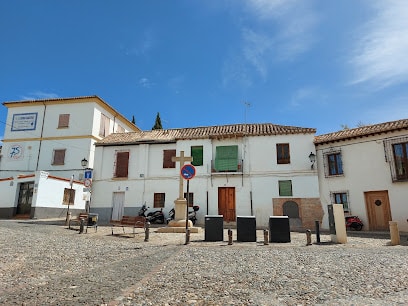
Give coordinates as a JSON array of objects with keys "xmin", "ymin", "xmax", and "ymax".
[{"xmin": 35, "ymin": 102, "xmax": 47, "ymax": 171}]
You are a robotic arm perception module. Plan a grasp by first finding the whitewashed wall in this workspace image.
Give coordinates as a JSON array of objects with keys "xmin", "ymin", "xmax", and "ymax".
[{"xmin": 317, "ymin": 130, "xmax": 408, "ymax": 232}]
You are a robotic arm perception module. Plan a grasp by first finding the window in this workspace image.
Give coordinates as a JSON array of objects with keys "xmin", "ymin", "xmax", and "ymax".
[
  {"xmin": 332, "ymin": 192, "xmax": 349, "ymax": 212},
  {"xmin": 393, "ymin": 142, "xmax": 408, "ymax": 180},
  {"xmin": 327, "ymin": 153, "xmax": 343, "ymax": 176},
  {"xmin": 154, "ymin": 193, "xmax": 165, "ymax": 208},
  {"xmin": 62, "ymin": 188, "xmax": 75, "ymax": 205},
  {"xmin": 214, "ymin": 145, "xmax": 238, "ymax": 172},
  {"xmin": 184, "ymin": 192, "xmax": 194, "ymax": 207},
  {"xmin": 279, "ymin": 180, "xmax": 292, "ymax": 196},
  {"xmin": 276, "ymin": 143, "xmax": 290, "ymax": 164},
  {"xmin": 52, "ymin": 149, "xmax": 66, "ymax": 165},
  {"xmin": 99, "ymin": 113, "xmax": 110, "ymax": 137},
  {"xmin": 163, "ymin": 150, "xmax": 176, "ymax": 168},
  {"xmin": 58, "ymin": 114, "xmax": 70, "ymax": 128},
  {"xmin": 115, "ymin": 151, "xmax": 129, "ymax": 178},
  {"xmin": 191, "ymin": 146, "xmax": 203, "ymax": 166}
]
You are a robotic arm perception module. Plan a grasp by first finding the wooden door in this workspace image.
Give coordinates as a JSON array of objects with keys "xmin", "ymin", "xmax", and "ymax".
[
  {"xmin": 364, "ymin": 191, "xmax": 391, "ymax": 231},
  {"xmin": 218, "ymin": 187, "xmax": 236, "ymax": 222},
  {"xmin": 16, "ymin": 182, "xmax": 34, "ymax": 216},
  {"xmin": 111, "ymin": 192, "xmax": 125, "ymax": 221}
]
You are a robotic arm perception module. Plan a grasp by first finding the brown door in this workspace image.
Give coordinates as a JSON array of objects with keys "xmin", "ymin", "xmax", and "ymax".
[
  {"xmin": 218, "ymin": 187, "xmax": 236, "ymax": 222},
  {"xmin": 364, "ymin": 190, "xmax": 391, "ymax": 231}
]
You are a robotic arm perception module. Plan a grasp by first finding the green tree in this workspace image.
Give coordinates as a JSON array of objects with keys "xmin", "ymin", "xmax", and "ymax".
[{"xmin": 152, "ymin": 112, "xmax": 163, "ymax": 130}]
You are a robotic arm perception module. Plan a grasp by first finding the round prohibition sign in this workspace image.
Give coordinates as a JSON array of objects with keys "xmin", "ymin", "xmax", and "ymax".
[
  {"xmin": 84, "ymin": 178, "xmax": 92, "ymax": 187},
  {"xmin": 181, "ymin": 164, "xmax": 196, "ymax": 180}
]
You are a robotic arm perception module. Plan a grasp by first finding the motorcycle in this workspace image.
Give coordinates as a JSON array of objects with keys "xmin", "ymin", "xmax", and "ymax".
[
  {"xmin": 166, "ymin": 205, "xmax": 200, "ymax": 225},
  {"xmin": 138, "ymin": 204, "xmax": 165, "ymax": 224},
  {"xmin": 345, "ymin": 215, "xmax": 363, "ymax": 231}
]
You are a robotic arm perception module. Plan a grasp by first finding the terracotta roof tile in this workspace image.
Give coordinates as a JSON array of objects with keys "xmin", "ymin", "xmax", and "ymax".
[
  {"xmin": 314, "ymin": 118, "xmax": 408, "ymax": 144},
  {"xmin": 96, "ymin": 123, "xmax": 316, "ymax": 146}
]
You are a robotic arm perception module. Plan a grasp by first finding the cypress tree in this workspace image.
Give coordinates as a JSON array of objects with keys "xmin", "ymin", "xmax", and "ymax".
[{"xmin": 152, "ymin": 112, "xmax": 163, "ymax": 130}]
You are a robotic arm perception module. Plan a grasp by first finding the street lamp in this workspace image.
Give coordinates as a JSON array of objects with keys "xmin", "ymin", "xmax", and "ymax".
[
  {"xmin": 309, "ymin": 152, "xmax": 316, "ymax": 169},
  {"xmin": 81, "ymin": 158, "xmax": 88, "ymax": 169},
  {"xmin": 65, "ymin": 174, "xmax": 74, "ymax": 227}
]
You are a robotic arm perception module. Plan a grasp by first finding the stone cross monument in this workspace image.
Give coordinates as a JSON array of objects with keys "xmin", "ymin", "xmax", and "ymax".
[{"xmin": 171, "ymin": 151, "xmax": 193, "ymax": 223}]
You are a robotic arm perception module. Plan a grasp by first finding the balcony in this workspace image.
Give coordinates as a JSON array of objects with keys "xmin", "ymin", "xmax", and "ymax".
[{"xmin": 211, "ymin": 159, "xmax": 243, "ymax": 173}]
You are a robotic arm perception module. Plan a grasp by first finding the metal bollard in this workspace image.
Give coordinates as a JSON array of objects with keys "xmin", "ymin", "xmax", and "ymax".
[
  {"xmin": 306, "ymin": 229, "xmax": 312, "ymax": 246},
  {"xmin": 66, "ymin": 212, "xmax": 72, "ymax": 228},
  {"xmin": 79, "ymin": 218, "xmax": 84, "ymax": 234},
  {"xmin": 185, "ymin": 228, "xmax": 191, "ymax": 245},
  {"xmin": 263, "ymin": 229, "xmax": 269, "ymax": 245},
  {"xmin": 228, "ymin": 229, "xmax": 233, "ymax": 245},
  {"xmin": 144, "ymin": 221, "xmax": 150, "ymax": 242},
  {"xmin": 315, "ymin": 220, "xmax": 321, "ymax": 244}
]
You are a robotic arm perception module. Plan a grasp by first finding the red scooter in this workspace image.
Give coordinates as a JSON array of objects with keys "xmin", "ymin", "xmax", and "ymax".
[{"xmin": 345, "ymin": 216, "xmax": 363, "ymax": 231}]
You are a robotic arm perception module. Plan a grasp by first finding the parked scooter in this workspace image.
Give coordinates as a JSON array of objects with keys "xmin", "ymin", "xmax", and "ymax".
[
  {"xmin": 138, "ymin": 204, "xmax": 165, "ymax": 224},
  {"xmin": 166, "ymin": 205, "xmax": 200, "ymax": 225},
  {"xmin": 345, "ymin": 215, "xmax": 363, "ymax": 231}
]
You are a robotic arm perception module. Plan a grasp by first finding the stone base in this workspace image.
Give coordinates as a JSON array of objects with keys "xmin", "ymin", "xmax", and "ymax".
[
  {"xmin": 156, "ymin": 219, "xmax": 200, "ymax": 233},
  {"xmin": 156, "ymin": 226, "xmax": 200, "ymax": 233},
  {"xmin": 168, "ymin": 219, "xmax": 193, "ymax": 227}
]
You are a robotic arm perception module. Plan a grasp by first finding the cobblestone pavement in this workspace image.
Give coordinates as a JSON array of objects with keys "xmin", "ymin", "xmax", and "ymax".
[{"xmin": 0, "ymin": 219, "xmax": 407, "ymax": 305}]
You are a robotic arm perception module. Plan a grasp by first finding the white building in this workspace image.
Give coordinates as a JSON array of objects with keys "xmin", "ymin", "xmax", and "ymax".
[
  {"xmin": 315, "ymin": 119, "xmax": 408, "ymax": 232},
  {"xmin": 0, "ymin": 95, "xmax": 139, "ymax": 219},
  {"xmin": 91, "ymin": 123, "xmax": 323, "ymax": 228}
]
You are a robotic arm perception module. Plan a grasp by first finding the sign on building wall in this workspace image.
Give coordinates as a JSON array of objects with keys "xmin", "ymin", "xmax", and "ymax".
[
  {"xmin": 7, "ymin": 144, "xmax": 24, "ymax": 161},
  {"xmin": 11, "ymin": 112, "xmax": 38, "ymax": 131}
]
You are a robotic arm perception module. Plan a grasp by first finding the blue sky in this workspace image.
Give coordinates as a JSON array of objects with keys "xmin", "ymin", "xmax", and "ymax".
[{"xmin": 1, "ymin": 0, "xmax": 408, "ymax": 140}]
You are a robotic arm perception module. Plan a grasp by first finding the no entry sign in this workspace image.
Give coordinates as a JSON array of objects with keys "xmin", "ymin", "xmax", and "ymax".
[{"xmin": 181, "ymin": 164, "xmax": 196, "ymax": 180}]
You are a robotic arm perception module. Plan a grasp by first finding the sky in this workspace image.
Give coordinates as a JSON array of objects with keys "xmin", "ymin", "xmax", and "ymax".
[{"xmin": 1, "ymin": 0, "xmax": 408, "ymax": 141}]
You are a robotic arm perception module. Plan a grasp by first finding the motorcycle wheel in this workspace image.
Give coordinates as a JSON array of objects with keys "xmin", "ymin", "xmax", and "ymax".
[{"xmin": 352, "ymin": 223, "xmax": 363, "ymax": 231}]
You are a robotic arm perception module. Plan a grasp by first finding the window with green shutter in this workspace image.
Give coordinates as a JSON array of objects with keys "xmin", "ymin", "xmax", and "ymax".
[
  {"xmin": 279, "ymin": 180, "xmax": 292, "ymax": 196},
  {"xmin": 215, "ymin": 145, "xmax": 238, "ymax": 172},
  {"xmin": 191, "ymin": 146, "xmax": 203, "ymax": 166}
]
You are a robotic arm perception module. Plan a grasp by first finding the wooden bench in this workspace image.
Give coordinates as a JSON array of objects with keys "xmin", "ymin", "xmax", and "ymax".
[
  {"xmin": 69, "ymin": 213, "xmax": 98, "ymax": 233},
  {"xmin": 110, "ymin": 216, "xmax": 147, "ymax": 237}
]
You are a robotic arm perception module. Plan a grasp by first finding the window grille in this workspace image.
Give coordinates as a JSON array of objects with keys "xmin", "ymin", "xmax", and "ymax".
[
  {"xmin": 322, "ymin": 148, "xmax": 344, "ymax": 178},
  {"xmin": 276, "ymin": 143, "xmax": 290, "ymax": 164},
  {"xmin": 154, "ymin": 193, "xmax": 165, "ymax": 208},
  {"xmin": 384, "ymin": 136, "xmax": 408, "ymax": 182},
  {"xmin": 330, "ymin": 191, "xmax": 350, "ymax": 212}
]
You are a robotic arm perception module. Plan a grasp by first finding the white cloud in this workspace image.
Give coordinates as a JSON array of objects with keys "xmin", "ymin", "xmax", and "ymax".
[
  {"xmin": 167, "ymin": 75, "xmax": 185, "ymax": 94},
  {"xmin": 350, "ymin": 1, "xmax": 408, "ymax": 89},
  {"xmin": 122, "ymin": 29, "xmax": 155, "ymax": 56},
  {"xmin": 222, "ymin": 0, "xmax": 318, "ymax": 88},
  {"xmin": 244, "ymin": 0, "xmax": 318, "ymax": 61},
  {"xmin": 290, "ymin": 86, "xmax": 328, "ymax": 108},
  {"xmin": 20, "ymin": 91, "xmax": 59, "ymax": 100},
  {"xmin": 138, "ymin": 78, "xmax": 154, "ymax": 88}
]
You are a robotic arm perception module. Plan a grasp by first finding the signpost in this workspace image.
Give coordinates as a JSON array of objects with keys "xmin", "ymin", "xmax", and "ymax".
[{"xmin": 181, "ymin": 164, "xmax": 196, "ymax": 244}]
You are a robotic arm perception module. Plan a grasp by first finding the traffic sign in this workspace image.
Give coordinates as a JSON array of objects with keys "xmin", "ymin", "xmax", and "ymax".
[
  {"xmin": 181, "ymin": 164, "xmax": 196, "ymax": 180},
  {"xmin": 84, "ymin": 178, "xmax": 92, "ymax": 187},
  {"xmin": 84, "ymin": 169, "xmax": 93, "ymax": 179}
]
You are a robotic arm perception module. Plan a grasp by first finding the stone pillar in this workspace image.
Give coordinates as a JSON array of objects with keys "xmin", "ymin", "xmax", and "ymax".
[
  {"xmin": 389, "ymin": 221, "xmax": 400, "ymax": 246},
  {"xmin": 332, "ymin": 204, "xmax": 347, "ymax": 244}
]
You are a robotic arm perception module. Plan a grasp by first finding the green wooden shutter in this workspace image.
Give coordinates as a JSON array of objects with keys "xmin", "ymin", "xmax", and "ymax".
[
  {"xmin": 191, "ymin": 146, "xmax": 203, "ymax": 166},
  {"xmin": 279, "ymin": 180, "xmax": 292, "ymax": 196},
  {"xmin": 215, "ymin": 145, "xmax": 238, "ymax": 171}
]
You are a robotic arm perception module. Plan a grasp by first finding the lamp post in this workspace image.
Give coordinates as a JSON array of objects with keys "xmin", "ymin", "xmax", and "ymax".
[
  {"xmin": 81, "ymin": 157, "xmax": 91, "ymax": 213},
  {"xmin": 65, "ymin": 174, "xmax": 74, "ymax": 227},
  {"xmin": 309, "ymin": 152, "xmax": 316, "ymax": 169}
]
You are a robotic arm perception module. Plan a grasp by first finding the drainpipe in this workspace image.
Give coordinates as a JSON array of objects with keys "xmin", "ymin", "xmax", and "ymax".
[{"xmin": 35, "ymin": 102, "xmax": 47, "ymax": 171}]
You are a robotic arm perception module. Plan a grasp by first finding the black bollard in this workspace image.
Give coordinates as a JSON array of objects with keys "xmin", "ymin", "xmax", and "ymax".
[
  {"xmin": 185, "ymin": 228, "xmax": 191, "ymax": 245},
  {"xmin": 228, "ymin": 229, "xmax": 233, "ymax": 245},
  {"xmin": 144, "ymin": 221, "xmax": 150, "ymax": 242},
  {"xmin": 315, "ymin": 220, "xmax": 321, "ymax": 244}
]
